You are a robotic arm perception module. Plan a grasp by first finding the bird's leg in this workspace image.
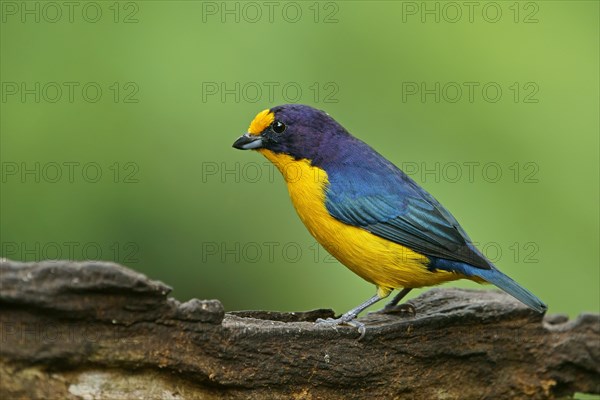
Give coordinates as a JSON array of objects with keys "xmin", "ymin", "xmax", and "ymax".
[
  {"xmin": 315, "ymin": 293, "xmax": 383, "ymax": 339},
  {"xmin": 384, "ymin": 287, "xmax": 412, "ymax": 308},
  {"xmin": 381, "ymin": 288, "xmax": 415, "ymax": 315}
]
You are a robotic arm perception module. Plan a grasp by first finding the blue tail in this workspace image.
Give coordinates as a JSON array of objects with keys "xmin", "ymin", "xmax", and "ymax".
[
  {"xmin": 430, "ymin": 258, "xmax": 547, "ymax": 313},
  {"xmin": 471, "ymin": 268, "xmax": 547, "ymax": 313}
]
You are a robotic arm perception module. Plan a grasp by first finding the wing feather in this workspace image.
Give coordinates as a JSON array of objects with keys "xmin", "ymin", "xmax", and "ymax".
[{"xmin": 324, "ymin": 162, "xmax": 491, "ymax": 270}]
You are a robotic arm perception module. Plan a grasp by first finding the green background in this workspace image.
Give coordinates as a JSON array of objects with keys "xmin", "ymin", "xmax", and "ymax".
[{"xmin": 1, "ymin": 1, "xmax": 599, "ymax": 321}]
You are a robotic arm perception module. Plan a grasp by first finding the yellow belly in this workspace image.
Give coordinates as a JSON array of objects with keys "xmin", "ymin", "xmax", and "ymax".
[{"xmin": 259, "ymin": 149, "xmax": 460, "ymax": 296}]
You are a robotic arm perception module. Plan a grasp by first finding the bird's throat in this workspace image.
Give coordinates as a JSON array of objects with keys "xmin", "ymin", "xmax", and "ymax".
[{"xmin": 257, "ymin": 149, "xmax": 327, "ymax": 186}]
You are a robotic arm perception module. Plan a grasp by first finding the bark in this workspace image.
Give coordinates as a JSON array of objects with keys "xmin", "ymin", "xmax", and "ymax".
[{"xmin": 0, "ymin": 259, "xmax": 598, "ymax": 399}]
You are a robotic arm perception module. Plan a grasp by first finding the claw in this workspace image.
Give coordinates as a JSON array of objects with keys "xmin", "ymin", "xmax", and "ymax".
[
  {"xmin": 315, "ymin": 316, "xmax": 367, "ymax": 340},
  {"xmin": 315, "ymin": 317, "xmax": 337, "ymax": 326},
  {"xmin": 347, "ymin": 319, "xmax": 367, "ymax": 340},
  {"xmin": 313, "ymin": 293, "xmax": 383, "ymax": 340}
]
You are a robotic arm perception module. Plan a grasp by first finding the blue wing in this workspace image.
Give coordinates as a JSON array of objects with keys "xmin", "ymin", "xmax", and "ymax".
[{"xmin": 323, "ymin": 148, "xmax": 492, "ymax": 270}]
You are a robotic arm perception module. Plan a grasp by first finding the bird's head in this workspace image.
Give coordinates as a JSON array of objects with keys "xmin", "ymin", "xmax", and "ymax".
[{"xmin": 232, "ymin": 104, "xmax": 349, "ymax": 164}]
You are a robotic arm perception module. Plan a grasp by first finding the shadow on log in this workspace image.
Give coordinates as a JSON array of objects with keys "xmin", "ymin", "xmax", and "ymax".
[{"xmin": 0, "ymin": 259, "xmax": 598, "ymax": 399}]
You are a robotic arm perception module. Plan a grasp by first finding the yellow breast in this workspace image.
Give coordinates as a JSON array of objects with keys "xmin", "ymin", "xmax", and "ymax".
[{"xmin": 258, "ymin": 149, "xmax": 459, "ymax": 295}]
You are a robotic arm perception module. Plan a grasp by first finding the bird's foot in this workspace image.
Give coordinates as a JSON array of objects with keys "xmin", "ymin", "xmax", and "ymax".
[
  {"xmin": 380, "ymin": 302, "xmax": 416, "ymax": 317},
  {"xmin": 315, "ymin": 315, "xmax": 367, "ymax": 340}
]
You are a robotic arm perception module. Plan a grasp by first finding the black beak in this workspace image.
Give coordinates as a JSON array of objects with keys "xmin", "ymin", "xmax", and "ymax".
[{"xmin": 232, "ymin": 133, "xmax": 263, "ymax": 150}]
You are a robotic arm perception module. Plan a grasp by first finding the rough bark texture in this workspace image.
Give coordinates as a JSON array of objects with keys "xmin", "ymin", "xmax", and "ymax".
[{"xmin": 0, "ymin": 259, "xmax": 598, "ymax": 399}]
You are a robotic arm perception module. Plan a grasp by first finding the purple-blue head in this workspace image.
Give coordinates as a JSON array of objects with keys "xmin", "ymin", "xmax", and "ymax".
[{"xmin": 232, "ymin": 104, "xmax": 354, "ymax": 165}]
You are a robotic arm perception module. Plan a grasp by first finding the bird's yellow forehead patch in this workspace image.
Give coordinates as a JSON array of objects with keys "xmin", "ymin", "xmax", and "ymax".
[{"xmin": 248, "ymin": 109, "xmax": 274, "ymax": 136}]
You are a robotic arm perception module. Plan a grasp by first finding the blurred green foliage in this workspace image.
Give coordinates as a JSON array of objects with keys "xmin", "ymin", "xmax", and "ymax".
[{"xmin": 1, "ymin": 1, "xmax": 598, "ymax": 318}]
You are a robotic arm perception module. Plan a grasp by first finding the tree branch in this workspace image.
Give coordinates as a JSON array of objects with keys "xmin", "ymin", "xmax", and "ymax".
[{"xmin": 0, "ymin": 259, "xmax": 598, "ymax": 399}]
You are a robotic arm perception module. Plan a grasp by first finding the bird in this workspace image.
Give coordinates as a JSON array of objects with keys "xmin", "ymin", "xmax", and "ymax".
[{"xmin": 232, "ymin": 104, "xmax": 547, "ymax": 335}]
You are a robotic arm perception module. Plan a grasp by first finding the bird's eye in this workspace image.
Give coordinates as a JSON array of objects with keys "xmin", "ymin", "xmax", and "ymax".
[{"xmin": 272, "ymin": 121, "xmax": 286, "ymax": 134}]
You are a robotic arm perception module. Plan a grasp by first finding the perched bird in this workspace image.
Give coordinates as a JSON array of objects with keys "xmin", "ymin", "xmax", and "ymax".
[{"xmin": 232, "ymin": 104, "xmax": 547, "ymax": 334}]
